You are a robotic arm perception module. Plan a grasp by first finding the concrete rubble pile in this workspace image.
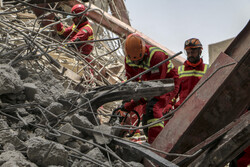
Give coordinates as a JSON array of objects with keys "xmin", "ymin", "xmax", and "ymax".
[
  {"xmin": 0, "ymin": 63, "xmax": 144, "ymax": 167},
  {"xmin": 0, "ymin": 1, "xmax": 145, "ymax": 167}
]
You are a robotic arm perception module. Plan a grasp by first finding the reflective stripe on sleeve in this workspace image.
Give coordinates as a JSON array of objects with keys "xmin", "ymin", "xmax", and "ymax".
[
  {"xmin": 167, "ymin": 60, "xmax": 174, "ymax": 73},
  {"xmin": 57, "ymin": 28, "xmax": 65, "ymax": 35}
]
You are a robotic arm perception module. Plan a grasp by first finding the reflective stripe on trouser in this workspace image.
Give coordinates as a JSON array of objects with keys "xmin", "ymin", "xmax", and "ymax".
[
  {"xmin": 147, "ymin": 118, "xmax": 164, "ymax": 143},
  {"xmin": 143, "ymin": 98, "xmax": 165, "ymax": 143}
]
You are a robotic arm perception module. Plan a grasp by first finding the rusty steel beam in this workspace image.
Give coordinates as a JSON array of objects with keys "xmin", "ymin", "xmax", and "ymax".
[
  {"xmin": 145, "ymin": 21, "xmax": 250, "ymax": 166},
  {"xmin": 172, "ymin": 111, "xmax": 250, "ymax": 166},
  {"xmin": 108, "ymin": 0, "xmax": 131, "ymax": 25},
  {"xmin": 188, "ymin": 112, "xmax": 250, "ymax": 167},
  {"xmin": 86, "ymin": 4, "xmax": 185, "ymax": 67},
  {"xmin": 30, "ymin": 1, "xmax": 185, "ymax": 66}
]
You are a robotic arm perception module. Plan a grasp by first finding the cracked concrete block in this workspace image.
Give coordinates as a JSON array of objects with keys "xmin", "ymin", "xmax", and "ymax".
[
  {"xmin": 3, "ymin": 143, "xmax": 15, "ymax": 151},
  {"xmin": 0, "ymin": 151, "xmax": 38, "ymax": 167},
  {"xmin": 64, "ymin": 89, "xmax": 80, "ymax": 99},
  {"xmin": 34, "ymin": 92, "xmax": 54, "ymax": 107},
  {"xmin": 93, "ymin": 124, "xmax": 112, "ymax": 145},
  {"xmin": 17, "ymin": 114, "xmax": 36, "ymax": 127},
  {"xmin": 66, "ymin": 141, "xmax": 82, "ymax": 152},
  {"xmin": 0, "ymin": 64, "xmax": 24, "ymax": 95},
  {"xmin": 23, "ymin": 83, "xmax": 38, "ymax": 101},
  {"xmin": 46, "ymin": 102, "xmax": 64, "ymax": 116},
  {"xmin": 26, "ymin": 137, "xmax": 68, "ymax": 167},
  {"xmin": 0, "ymin": 119, "xmax": 9, "ymax": 129},
  {"xmin": 16, "ymin": 108, "xmax": 29, "ymax": 117},
  {"xmin": 78, "ymin": 147, "xmax": 107, "ymax": 167},
  {"xmin": 57, "ymin": 123, "xmax": 81, "ymax": 144},
  {"xmin": 80, "ymin": 139, "xmax": 94, "ymax": 153},
  {"xmin": 34, "ymin": 128, "xmax": 47, "ymax": 138},
  {"xmin": 71, "ymin": 114, "xmax": 94, "ymax": 136},
  {"xmin": 0, "ymin": 128, "xmax": 26, "ymax": 151}
]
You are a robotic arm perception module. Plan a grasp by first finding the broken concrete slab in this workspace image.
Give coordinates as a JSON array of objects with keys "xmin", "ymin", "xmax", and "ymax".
[
  {"xmin": 16, "ymin": 107, "xmax": 29, "ymax": 117},
  {"xmin": 93, "ymin": 124, "xmax": 113, "ymax": 145},
  {"xmin": 71, "ymin": 113, "xmax": 94, "ymax": 136},
  {"xmin": 24, "ymin": 83, "xmax": 38, "ymax": 101},
  {"xmin": 76, "ymin": 147, "xmax": 108, "ymax": 167},
  {"xmin": 17, "ymin": 114, "xmax": 36, "ymax": 126},
  {"xmin": 26, "ymin": 137, "xmax": 68, "ymax": 167},
  {"xmin": 56, "ymin": 123, "xmax": 82, "ymax": 144},
  {"xmin": 0, "ymin": 151, "xmax": 38, "ymax": 167},
  {"xmin": 80, "ymin": 139, "xmax": 94, "ymax": 153},
  {"xmin": 0, "ymin": 64, "xmax": 24, "ymax": 95},
  {"xmin": 0, "ymin": 120, "xmax": 26, "ymax": 150},
  {"xmin": 2, "ymin": 143, "xmax": 15, "ymax": 151},
  {"xmin": 46, "ymin": 102, "xmax": 64, "ymax": 117}
]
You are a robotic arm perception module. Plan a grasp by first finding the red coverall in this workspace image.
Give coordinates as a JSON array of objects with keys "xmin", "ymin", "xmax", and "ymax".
[
  {"xmin": 56, "ymin": 20, "xmax": 94, "ymax": 58},
  {"xmin": 125, "ymin": 45, "xmax": 179, "ymax": 144},
  {"xmin": 237, "ymin": 146, "xmax": 250, "ymax": 167},
  {"xmin": 172, "ymin": 59, "xmax": 208, "ymax": 108}
]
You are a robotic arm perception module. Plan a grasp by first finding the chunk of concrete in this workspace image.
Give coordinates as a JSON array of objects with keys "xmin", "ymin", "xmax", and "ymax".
[
  {"xmin": 26, "ymin": 137, "xmax": 68, "ymax": 167},
  {"xmin": 71, "ymin": 114, "xmax": 94, "ymax": 136},
  {"xmin": 77, "ymin": 147, "xmax": 107, "ymax": 167},
  {"xmin": 46, "ymin": 102, "xmax": 64, "ymax": 116},
  {"xmin": 0, "ymin": 64, "xmax": 24, "ymax": 95},
  {"xmin": 23, "ymin": 83, "xmax": 38, "ymax": 101},
  {"xmin": 80, "ymin": 139, "xmax": 94, "ymax": 153},
  {"xmin": 57, "ymin": 123, "xmax": 82, "ymax": 144},
  {"xmin": 3, "ymin": 143, "xmax": 15, "ymax": 151},
  {"xmin": 0, "ymin": 120, "xmax": 26, "ymax": 151},
  {"xmin": 93, "ymin": 124, "xmax": 112, "ymax": 145},
  {"xmin": 16, "ymin": 108, "xmax": 29, "ymax": 117},
  {"xmin": 0, "ymin": 151, "xmax": 37, "ymax": 167}
]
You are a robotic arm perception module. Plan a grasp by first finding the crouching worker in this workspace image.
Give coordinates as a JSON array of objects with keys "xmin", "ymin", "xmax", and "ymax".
[
  {"xmin": 55, "ymin": 3, "xmax": 96, "ymax": 81},
  {"xmin": 122, "ymin": 34, "xmax": 179, "ymax": 144}
]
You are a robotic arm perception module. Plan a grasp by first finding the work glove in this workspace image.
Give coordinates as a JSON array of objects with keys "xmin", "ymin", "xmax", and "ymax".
[
  {"xmin": 123, "ymin": 98, "xmax": 148, "ymax": 111},
  {"xmin": 123, "ymin": 100, "xmax": 137, "ymax": 111}
]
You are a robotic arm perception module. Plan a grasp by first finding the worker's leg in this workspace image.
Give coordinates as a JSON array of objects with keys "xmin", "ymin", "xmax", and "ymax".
[{"xmin": 145, "ymin": 98, "xmax": 164, "ymax": 144}]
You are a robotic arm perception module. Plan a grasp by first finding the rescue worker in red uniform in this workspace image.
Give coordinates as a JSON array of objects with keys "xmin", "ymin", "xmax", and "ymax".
[
  {"xmin": 123, "ymin": 34, "xmax": 179, "ymax": 144},
  {"xmin": 56, "ymin": 4, "xmax": 94, "ymax": 59},
  {"xmin": 165, "ymin": 38, "xmax": 208, "ymax": 110}
]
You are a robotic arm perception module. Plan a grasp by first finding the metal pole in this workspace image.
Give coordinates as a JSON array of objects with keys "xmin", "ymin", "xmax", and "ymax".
[{"xmin": 121, "ymin": 51, "xmax": 182, "ymax": 86}]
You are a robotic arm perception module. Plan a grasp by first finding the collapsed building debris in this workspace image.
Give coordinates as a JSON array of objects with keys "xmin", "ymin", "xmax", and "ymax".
[
  {"xmin": 0, "ymin": 1, "xmax": 180, "ymax": 166},
  {"xmin": 0, "ymin": 0, "xmax": 249, "ymax": 167}
]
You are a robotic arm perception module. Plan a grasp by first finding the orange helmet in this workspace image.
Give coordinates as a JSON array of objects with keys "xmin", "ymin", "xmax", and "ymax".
[
  {"xmin": 184, "ymin": 38, "xmax": 203, "ymax": 50},
  {"xmin": 71, "ymin": 4, "xmax": 87, "ymax": 15},
  {"xmin": 125, "ymin": 34, "xmax": 146, "ymax": 61}
]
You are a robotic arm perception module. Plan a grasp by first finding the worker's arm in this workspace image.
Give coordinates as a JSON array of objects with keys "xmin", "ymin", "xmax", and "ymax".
[
  {"xmin": 150, "ymin": 52, "xmax": 180, "ymax": 113},
  {"xmin": 70, "ymin": 27, "xmax": 90, "ymax": 47},
  {"xmin": 125, "ymin": 57, "xmax": 141, "ymax": 81},
  {"xmin": 56, "ymin": 22, "xmax": 73, "ymax": 38}
]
